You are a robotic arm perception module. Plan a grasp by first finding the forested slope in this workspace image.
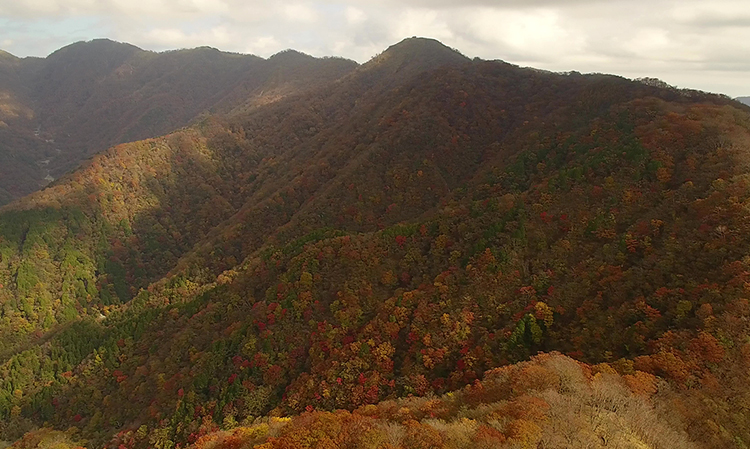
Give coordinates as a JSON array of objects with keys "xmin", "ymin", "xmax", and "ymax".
[
  {"xmin": 0, "ymin": 39, "xmax": 356, "ymax": 205},
  {"xmin": 1, "ymin": 38, "xmax": 750, "ymax": 448}
]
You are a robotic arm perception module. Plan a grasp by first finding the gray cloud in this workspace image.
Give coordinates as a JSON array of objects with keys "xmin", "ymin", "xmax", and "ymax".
[
  {"xmin": 0, "ymin": 0, "xmax": 748, "ymax": 96},
  {"xmin": 684, "ymin": 15, "xmax": 750, "ymax": 28}
]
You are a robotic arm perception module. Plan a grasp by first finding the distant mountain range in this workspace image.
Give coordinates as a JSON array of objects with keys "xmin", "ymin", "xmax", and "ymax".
[
  {"xmin": 0, "ymin": 39, "xmax": 356, "ymax": 205},
  {"xmin": 737, "ymin": 96, "xmax": 750, "ymax": 106},
  {"xmin": 1, "ymin": 38, "xmax": 750, "ymax": 449}
]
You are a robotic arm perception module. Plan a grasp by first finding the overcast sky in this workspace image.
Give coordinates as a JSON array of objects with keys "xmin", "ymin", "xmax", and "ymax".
[{"xmin": 1, "ymin": 0, "xmax": 748, "ymax": 97}]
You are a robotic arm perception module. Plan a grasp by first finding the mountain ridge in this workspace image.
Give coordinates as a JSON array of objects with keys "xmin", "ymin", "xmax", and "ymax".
[
  {"xmin": 0, "ymin": 40, "xmax": 358, "ymax": 206},
  {"xmin": 0, "ymin": 49, "xmax": 19, "ymax": 61}
]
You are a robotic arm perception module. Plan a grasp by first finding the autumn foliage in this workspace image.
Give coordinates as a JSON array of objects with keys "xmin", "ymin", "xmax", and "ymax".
[{"xmin": 1, "ymin": 38, "xmax": 750, "ymax": 449}]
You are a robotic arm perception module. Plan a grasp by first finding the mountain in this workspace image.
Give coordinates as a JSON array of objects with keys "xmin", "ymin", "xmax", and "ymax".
[
  {"xmin": 0, "ymin": 39, "xmax": 357, "ymax": 206},
  {"xmin": 737, "ymin": 96, "xmax": 750, "ymax": 106},
  {"xmin": 1, "ymin": 37, "xmax": 750, "ymax": 448}
]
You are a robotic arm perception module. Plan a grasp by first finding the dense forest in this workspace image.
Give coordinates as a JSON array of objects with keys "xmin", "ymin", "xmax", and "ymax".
[
  {"xmin": 0, "ymin": 39, "xmax": 356, "ymax": 205},
  {"xmin": 1, "ymin": 37, "xmax": 750, "ymax": 449}
]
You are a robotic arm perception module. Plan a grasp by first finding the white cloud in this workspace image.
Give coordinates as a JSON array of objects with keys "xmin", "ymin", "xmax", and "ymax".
[
  {"xmin": 187, "ymin": 0, "xmax": 230, "ymax": 15},
  {"xmin": 462, "ymin": 7, "xmax": 583, "ymax": 64},
  {"xmin": 1, "ymin": 0, "xmax": 61, "ymax": 15},
  {"xmin": 283, "ymin": 3, "xmax": 318, "ymax": 23},
  {"xmin": 143, "ymin": 25, "xmax": 233, "ymax": 48},
  {"xmin": 245, "ymin": 36, "xmax": 281, "ymax": 56},
  {"xmin": 393, "ymin": 9, "xmax": 454, "ymax": 42},
  {"xmin": 345, "ymin": 6, "xmax": 365, "ymax": 25}
]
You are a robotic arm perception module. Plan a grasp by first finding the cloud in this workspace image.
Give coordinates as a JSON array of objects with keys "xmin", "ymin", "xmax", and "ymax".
[
  {"xmin": 461, "ymin": 7, "xmax": 583, "ymax": 63},
  {"xmin": 0, "ymin": 0, "xmax": 748, "ymax": 96},
  {"xmin": 143, "ymin": 25, "xmax": 234, "ymax": 48},
  {"xmin": 393, "ymin": 9, "xmax": 454, "ymax": 42},
  {"xmin": 345, "ymin": 6, "xmax": 365, "ymax": 26},
  {"xmin": 283, "ymin": 3, "xmax": 318, "ymax": 23},
  {"xmin": 245, "ymin": 36, "xmax": 281, "ymax": 55}
]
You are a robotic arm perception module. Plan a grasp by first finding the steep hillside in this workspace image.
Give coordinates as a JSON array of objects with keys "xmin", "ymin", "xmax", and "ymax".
[
  {"xmin": 1, "ymin": 38, "xmax": 750, "ymax": 448},
  {"xmin": 0, "ymin": 40, "xmax": 357, "ymax": 205},
  {"xmin": 10, "ymin": 353, "xmax": 700, "ymax": 449}
]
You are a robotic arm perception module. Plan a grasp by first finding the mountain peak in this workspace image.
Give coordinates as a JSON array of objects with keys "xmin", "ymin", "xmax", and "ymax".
[
  {"xmin": 269, "ymin": 49, "xmax": 314, "ymax": 61},
  {"xmin": 385, "ymin": 36, "xmax": 463, "ymax": 55},
  {"xmin": 47, "ymin": 38, "xmax": 142, "ymax": 60},
  {"xmin": 362, "ymin": 37, "xmax": 469, "ymax": 76}
]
